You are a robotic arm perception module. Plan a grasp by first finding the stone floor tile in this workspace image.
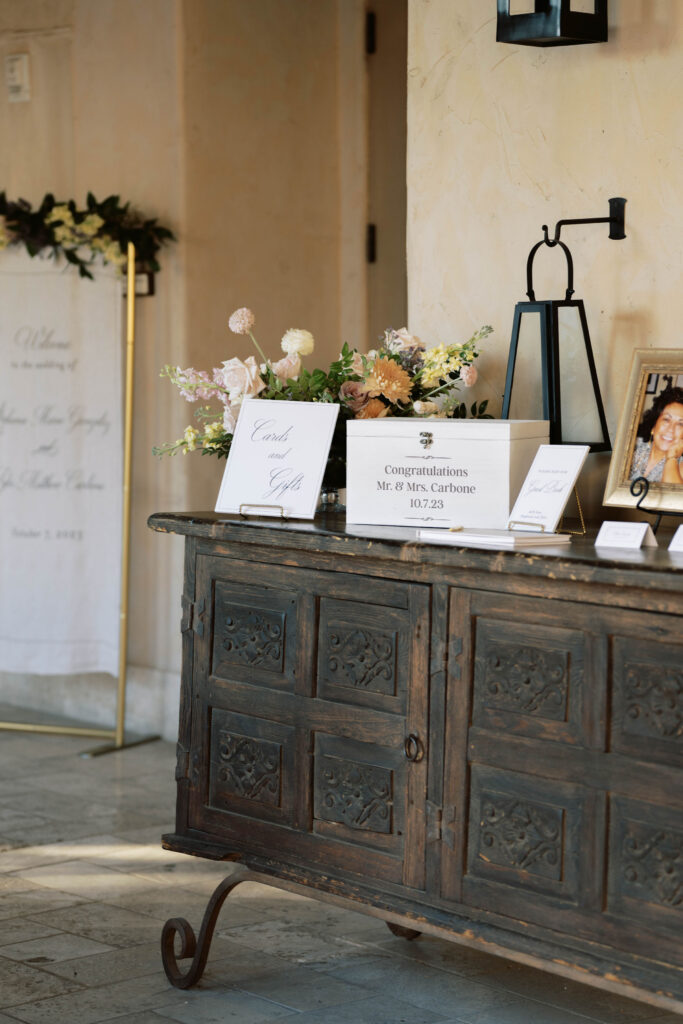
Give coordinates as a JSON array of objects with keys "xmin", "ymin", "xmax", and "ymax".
[
  {"xmin": 16, "ymin": 860, "xmax": 161, "ymax": 902},
  {"xmin": 0, "ymin": 918, "xmax": 63, "ymax": 947},
  {"xmin": 447, "ymin": 996, "xmax": 619, "ymax": 1023},
  {"xmin": 149, "ymin": 986, "xmax": 298, "ymax": 1024},
  {"xmin": 478, "ymin": 960, "xmax": 669, "ymax": 1023},
  {"xmin": 39, "ymin": 939, "xmax": 168, "ymax": 986},
  {"xmin": 0, "ymin": 888, "xmax": 86, "ymax": 921},
  {"xmin": 106, "ymin": 884, "xmax": 270, "ymax": 931},
  {"xmin": 0, "ymin": 958, "xmax": 81, "ymax": 1008},
  {"xmin": 324, "ymin": 957, "xmax": 520, "ymax": 1018},
  {"xmin": 234, "ymin": 962, "xmax": 371, "ymax": 1012},
  {"xmin": 0, "ymin": 931, "xmax": 113, "ymax": 965},
  {"xmin": 99, "ymin": 1016, "xmax": 184, "ymax": 1024},
  {"xmin": 218, "ymin": 918, "xmax": 387, "ymax": 968},
  {"xmin": 261, "ymin": 993, "xmax": 449, "ymax": 1024},
  {"xmin": 25, "ymin": 901, "xmax": 162, "ymax": 948},
  {"xmin": 369, "ymin": 935, "xmax": 514, "ymax": 979},
  {"xmin": 6, "ymin": 974, "xmax": 174, "ymax": 1024}
]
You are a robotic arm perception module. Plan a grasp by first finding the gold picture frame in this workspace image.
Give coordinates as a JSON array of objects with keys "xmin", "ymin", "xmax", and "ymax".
[{"xmin": 603, "ymin": 348, "xmax": 683, "ymax": 512}]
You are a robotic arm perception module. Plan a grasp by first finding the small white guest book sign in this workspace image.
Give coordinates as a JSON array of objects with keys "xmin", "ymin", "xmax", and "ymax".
[{"xmin": 215, "ymin": 399, "xmax": 339, "ymax": 519}]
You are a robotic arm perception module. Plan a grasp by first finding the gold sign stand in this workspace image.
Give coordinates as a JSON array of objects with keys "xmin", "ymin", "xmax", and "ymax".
[{"xmin": 0, "ymin": 244, "xmax": 159, "ymax": 757}]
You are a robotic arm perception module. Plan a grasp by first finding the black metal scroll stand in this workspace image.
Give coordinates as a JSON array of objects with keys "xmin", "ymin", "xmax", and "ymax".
[
  {"xmin": 160, "ymin": 861, "xmax": 420, "ymax": 989},
  {"xmin": 630, "ymin": 476, "xmax": 681, "ymax": 535}
]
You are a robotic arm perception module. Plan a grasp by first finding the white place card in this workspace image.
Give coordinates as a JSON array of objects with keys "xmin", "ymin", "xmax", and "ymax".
[
  {"xmin": 595, "ymin": 521, "xmax": 658, "ymax": 549},
  {"xmin": 215, "ymin": 399, "xmax": 339, "ymax": 519},
  {"xmin": 668, "ymin": 525, "xmax": 683, "ymax": 552},
  {"xmin": 506, "ymin": 444, "xmax": 590, "ymax": 533}
]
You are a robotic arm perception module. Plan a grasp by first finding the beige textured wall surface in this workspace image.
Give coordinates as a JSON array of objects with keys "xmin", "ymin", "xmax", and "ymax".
[
  {"xmin": 179, "ymin": 0, "xmax": 344, "ymax": 510},
  {"xmin": 407, "ymin": 1, "xmax": 683, "ymax": 516}
]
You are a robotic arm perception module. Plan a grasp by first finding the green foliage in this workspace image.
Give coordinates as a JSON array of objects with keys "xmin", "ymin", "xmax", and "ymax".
[{"xmin": 0, "ymin": 191, "xmax": 175, "ymax": 279}]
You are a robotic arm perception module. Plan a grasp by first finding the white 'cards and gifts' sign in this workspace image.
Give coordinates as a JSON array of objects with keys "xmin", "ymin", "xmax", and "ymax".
[
  {"xmin": 346, "ymin": 419, "xmax": 549, "ymax": 529},
  {"xmin": 215, "ymin": 399, "xmax": 339, "ymax": 519}
]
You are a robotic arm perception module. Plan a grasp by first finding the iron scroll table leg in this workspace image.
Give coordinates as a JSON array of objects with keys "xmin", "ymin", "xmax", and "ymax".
[
  {"xmin": 161, "ymin": 864, "xmax": 256, "ymax": 989},
  {"xmin": 161, "ymin": 862, "xmax": 423, "ymax": 989}
]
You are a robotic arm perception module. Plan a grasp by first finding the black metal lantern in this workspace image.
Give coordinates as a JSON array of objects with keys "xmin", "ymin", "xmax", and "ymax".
[
  {"xmin": 497, "ymin": 0, "xmax": 608, "ymax": 47},
  {"xmin": 501, "ymin": 197, "xmax": 626, "ymax": 452}
]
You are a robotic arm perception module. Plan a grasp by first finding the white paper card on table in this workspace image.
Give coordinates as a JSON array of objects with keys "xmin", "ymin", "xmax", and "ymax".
[
  {"xmin": 668, "ymin": 525, "xmax": 683, "ymax": 552},
  {"xmin": 595, "ymin": 521, "xmax": 658, "ymax": 549},
  {"xmin": 215, "ymin": 399, "xmax": 339, "ymax": 519},
  {"xmin": 418, "ymin": 527, "xmax": 571, "ymax": 550},
  {"xmin": 506, "ymin": 444, "xmax": 590, "ymax": 533}
]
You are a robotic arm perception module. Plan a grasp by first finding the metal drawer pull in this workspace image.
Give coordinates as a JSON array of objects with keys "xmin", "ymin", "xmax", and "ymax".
[{"xmin": 404, "ymin": 734, "xmax": 424, "ymax": 762}]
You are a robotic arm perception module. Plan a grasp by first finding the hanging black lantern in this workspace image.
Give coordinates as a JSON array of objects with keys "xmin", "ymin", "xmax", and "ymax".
[
  {"xmin": 501, "ymin": 197, "xmax": 626, "ymax": 452},
  {"xmin": 496, "ymin": 0, "xmax": 608, "ymax": 47}
]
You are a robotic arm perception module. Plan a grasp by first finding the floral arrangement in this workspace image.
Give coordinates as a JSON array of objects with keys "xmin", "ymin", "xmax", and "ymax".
[
  {"xmin": 153, "ymin": 308, "xmax": 492, "ymax": 470},
  {"xmin": 0, "ymin": 192, "xmax": 175, "ymax": 279}
]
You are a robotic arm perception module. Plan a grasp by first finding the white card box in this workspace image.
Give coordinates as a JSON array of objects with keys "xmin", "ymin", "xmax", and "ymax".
[{"xmin": 346, "ymin": 418, "xmax": 549, "ymax": 528}]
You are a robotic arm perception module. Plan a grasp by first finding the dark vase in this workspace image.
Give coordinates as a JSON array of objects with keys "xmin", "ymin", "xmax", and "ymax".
[{"xmin": 321, "ymin": 418, "xmax": 347, "ymax": 492}]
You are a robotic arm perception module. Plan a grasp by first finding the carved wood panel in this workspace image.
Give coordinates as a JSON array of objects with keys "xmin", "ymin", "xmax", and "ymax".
[
  {"xmin": 317, "ymin": 598, "xmax": 407, "ymax": 713},
  {"xmin": 206, "ymin": 707, "xmax": 296, "ymax": 826},
  {"xmin": 608, "ymin": 796, "xmax": 683, "ymax": 940},
  {"xmin": 209, "ymin": 577, "xmax": 297, "ymax": 691},
  {"xmin": 465, "ymin": 765, "xmax": 586, "ymax": 904},
  {"xmin": 612, "ymin": 638, "xmax": 683, "ymax": 768},
  {"xmin": 312, "ymin": 732, "xmax": 404, "ymax": 859},
  {"xmin": 471, "ymin": 616, "xmax": 586, "ymax": 745}
]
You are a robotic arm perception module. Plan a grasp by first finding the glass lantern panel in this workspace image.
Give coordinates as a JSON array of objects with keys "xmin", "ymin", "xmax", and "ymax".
[
  {"xmin": 557, "ymin": 305, "xmax": 603, "ymax": 444},
  {"xmin": 508, "ymin": 312, "xmax": 545, "ymax": 422},
  {"xmin": 569, "ymin": 1, "xmax": 596, "ymax": 12}
]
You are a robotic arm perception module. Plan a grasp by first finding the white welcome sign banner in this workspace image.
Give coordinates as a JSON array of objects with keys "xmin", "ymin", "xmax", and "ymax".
[{"xmin": 0, "ymin": 250, "xmax": 122, "ymax": 675}]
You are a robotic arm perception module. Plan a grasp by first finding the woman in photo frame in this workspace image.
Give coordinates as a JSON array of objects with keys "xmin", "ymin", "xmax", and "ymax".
[{"xmin": 629, "ymin": 385, "xmax": 683, "ymax": 485}]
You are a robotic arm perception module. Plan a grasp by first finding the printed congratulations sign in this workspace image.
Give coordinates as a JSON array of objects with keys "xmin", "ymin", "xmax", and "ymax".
[{"xmin": 215, "ymin": 399, "xmax": 339, "ymax": 518}]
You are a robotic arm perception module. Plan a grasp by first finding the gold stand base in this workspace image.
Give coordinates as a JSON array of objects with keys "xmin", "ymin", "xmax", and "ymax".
[
  {"xmin": 80, "ymin": 733, "xmax": 161, "ymax": 759},
  {"xmin": 0, "ymin": 719, "xmax": 160, "ymax": 758}
]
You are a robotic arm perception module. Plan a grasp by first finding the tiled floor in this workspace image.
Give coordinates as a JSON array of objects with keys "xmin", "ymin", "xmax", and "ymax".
[{"xmin": 0, "ymin": 708, "xmax": 681, "ymax": 1024}]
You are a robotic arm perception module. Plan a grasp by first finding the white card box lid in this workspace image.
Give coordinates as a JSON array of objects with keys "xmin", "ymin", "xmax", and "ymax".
[{"xmin": 346, "ymin": 418, "xmax": 549, "ymax": 528}]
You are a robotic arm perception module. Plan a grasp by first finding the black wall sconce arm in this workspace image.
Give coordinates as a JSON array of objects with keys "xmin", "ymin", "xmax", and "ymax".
[{"xmin": 542, "ymin": 196, "xmax": 627, "ymax": 246}]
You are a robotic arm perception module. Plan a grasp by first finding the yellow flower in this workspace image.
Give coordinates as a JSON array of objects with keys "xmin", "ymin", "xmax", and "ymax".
[
  {"xmin": 364, "ymin": 357, "xmax": 412, "ymax": 405},
  {"xmin": 0, "ymin": 219, "xmax": 9, "ymax": 250},
  {"xmin": 53, "ymin": 223, "xmax": 78, "ymax": 245},
  {"xmin": 79, "ymin": 213, "xmax": 105, "ymax": 238},
  {"xmin": 183, "ymin": 426, "xmax": 199, "ymax": 451},
  {"xmin": 45, "ymin": 204, "xmax": 74, "ymax": 227},
  {"xmin": 421, "ymin": 344, "xmax": 465, "ymax": 388}
]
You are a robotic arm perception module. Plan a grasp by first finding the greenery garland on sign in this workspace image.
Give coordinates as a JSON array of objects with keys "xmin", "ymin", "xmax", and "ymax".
[{"xmin": 0, "ymin": 192, "xmax": 175, "ymax": 279}]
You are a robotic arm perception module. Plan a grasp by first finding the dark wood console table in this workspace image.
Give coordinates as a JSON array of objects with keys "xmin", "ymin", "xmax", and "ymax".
[{"xmin": 148, "ymin": 511, "xmax": 683, "ymax": 1011}]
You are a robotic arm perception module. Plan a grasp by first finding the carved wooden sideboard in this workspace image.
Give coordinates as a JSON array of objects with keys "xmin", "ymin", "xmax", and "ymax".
[{"xmin": 148, "ymin": 511, "xmax": 683, "ymax": 1010}]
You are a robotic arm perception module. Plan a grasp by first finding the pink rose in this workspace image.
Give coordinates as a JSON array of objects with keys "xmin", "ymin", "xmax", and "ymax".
[
  {"xmin": 459, "ymin": 364, "xmax": 478, "ymax": 387},
  {"xmin": 393, "ymin": 327, "xmax": 424, "ymax": 351},
  {"xmin": 350, "ymin": 351, "xmax": 365, "ymax": 376},
  {"xmin": 340, "ymin": 380, "xmax": 370, "ymax": 413},
  {"xmin": 220, "ymin": 356, "xmax": 266, "ymax": 403},
  {"xmin": 222, "ymin": 405, "xmax": 237, "ymax": 434},
  {"xmin": 271, "ymin": 352, "xmax": 301, "ymax": 384}
]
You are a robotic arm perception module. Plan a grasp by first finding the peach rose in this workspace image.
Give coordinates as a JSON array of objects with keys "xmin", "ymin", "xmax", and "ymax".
[
  {"xmin": 271, "ymin": 352, "xmax": 301, "ymax": 383},
  {"xmin": 459, "ymin": 364, "xmax": 478, "ymax": 387},
  {"xmin": 220, "ymin": 355, "xmax": 266, "ymax": 403},
  {"xmin": 355, "ymin": 398, "xmax": 390, "ymax": 419}
]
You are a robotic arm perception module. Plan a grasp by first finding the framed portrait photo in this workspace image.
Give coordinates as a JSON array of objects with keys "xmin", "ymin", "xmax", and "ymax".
[{"xmin": 603, "ymin": 348, "xmax": 683, "ymax": 512}]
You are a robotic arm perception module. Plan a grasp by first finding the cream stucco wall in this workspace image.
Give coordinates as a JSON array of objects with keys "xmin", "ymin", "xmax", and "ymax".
[{"xmin": 407, "ymin": 1, "xmax": 683, "ymax": 517}]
